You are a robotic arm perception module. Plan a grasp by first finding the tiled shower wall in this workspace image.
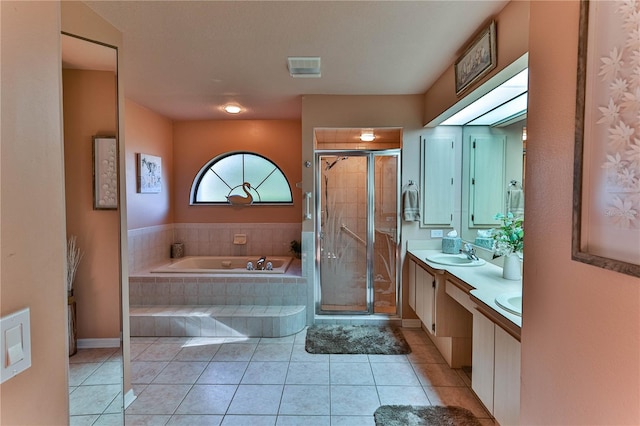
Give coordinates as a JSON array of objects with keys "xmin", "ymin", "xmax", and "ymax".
[{"xmin": 128, "ymin": 223, "xmax": 302, "ymax": 273}]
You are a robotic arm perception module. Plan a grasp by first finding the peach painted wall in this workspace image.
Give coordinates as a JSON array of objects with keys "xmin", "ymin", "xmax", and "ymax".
[
  {"xmin": 62, "ymin": 69, "xmax": 120, "ymax": 339},
  {"xmin": 0, "ymin": 2, "xmax": 69, "ymax": 424},
  {"xmin": 172, "ymin": 120, "xmax": 302, "ymax": 223},
  {"xmin": 125, "ymin": 99, "xmax": 174, "ymax": 230},
  {"xmin": 423, "ymin": 0, "xmax": 529, "ymax": 125},
  {"xmin": 522, "ymin": 1, "xmax": 640, "ymax": 424}
]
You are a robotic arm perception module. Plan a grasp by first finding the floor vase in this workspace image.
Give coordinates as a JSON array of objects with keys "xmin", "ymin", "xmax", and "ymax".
[{"xmin": 68, "ymin": 290, "xmax": 77, "ymax": 356}]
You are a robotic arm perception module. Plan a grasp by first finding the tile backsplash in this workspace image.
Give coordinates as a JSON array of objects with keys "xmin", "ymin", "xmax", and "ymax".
[{"xmin": 128, "ymin": 223, "xmax": 302, "ymax": 273}]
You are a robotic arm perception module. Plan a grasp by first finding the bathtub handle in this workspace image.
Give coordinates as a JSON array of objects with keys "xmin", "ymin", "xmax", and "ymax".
[{"xmin": 304, "ymin": 192, "xmax": 312, "ymax": 220}]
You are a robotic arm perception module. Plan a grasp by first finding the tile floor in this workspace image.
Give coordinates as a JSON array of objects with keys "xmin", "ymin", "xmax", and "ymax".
[
  {"xmin": 69, "ymin": 327, "xmax": 495, "ymax": 426},
  {"xmin": 69, "ymin": 346, "xmax": 124, "ymax": 425}
]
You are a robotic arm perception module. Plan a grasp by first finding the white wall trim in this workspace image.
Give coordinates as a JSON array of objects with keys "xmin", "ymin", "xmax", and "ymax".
[
  {"xmin": 124, "ymin": 389, "xmax": 137, "ymax": 409},
  {"xmin": 77, "ymin": 338, "xmax": 121, "ymax": 349}
]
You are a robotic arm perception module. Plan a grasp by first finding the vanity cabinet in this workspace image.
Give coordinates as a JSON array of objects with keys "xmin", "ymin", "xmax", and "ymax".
[
  {"xmin": 408, "ymin": 258, "xmax": 471, "ymax": 337},
  {"xmin": 472, "ymin": 308, "xmax": 521, "ymax": 425},
  {"xmin": 494, "ymin": 325, "xmax": 521, "ymax": 426}
]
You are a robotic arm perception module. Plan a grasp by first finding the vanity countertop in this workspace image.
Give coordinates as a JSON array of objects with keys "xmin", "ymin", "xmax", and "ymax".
[{"xmin": 407, "ymin": 249, "xmax": 522, "ymax": 332}]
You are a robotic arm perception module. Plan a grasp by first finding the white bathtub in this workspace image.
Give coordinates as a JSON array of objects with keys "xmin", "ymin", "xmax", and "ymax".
[{"xmin": 151, "ymin": 256, "xmax": 293, "ymax": 274}]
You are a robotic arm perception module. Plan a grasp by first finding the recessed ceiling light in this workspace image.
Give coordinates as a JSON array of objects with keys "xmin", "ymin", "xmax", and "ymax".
[
  {"xmin": 224, "ymin": 105, "xmax": 241, "ymax": 114},
  {"xmin": 360, "ymin": 131, "xmax": 375, "ymax": 142}
]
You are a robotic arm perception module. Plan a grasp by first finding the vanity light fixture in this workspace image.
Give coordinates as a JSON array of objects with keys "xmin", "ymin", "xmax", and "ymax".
[
  {"xmin": 360, "ymin": 130, "xmax": 376, "ymax": 142},
  {"xmin": 522, "ymin": 126, "xmax": 527, "ymax": 141},
  {"xmin": 224, "ymin": 105, "xmax": 242, "ymax": 114},
  {"xmin": 441, "ymin": 68, "xmax": 529, "ymax": 126}
]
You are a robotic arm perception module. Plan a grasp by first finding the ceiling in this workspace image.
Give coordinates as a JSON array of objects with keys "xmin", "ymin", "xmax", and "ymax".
[{"xmin": 82, "ymin": 1, "xmax": 509, "ymax": 121}]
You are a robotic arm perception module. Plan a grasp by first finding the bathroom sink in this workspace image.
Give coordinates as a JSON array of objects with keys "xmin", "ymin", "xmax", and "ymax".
[
  {"xmin": 425, "ymin": 253, "xmax": 486, "ymax": 267},
  {"xmin": 495, "ymin": 292, "xmax": 522, "ymax": 316}
]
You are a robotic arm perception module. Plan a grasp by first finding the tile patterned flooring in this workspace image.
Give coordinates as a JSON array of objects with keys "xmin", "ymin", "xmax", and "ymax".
[
  {"xmin": 69, "ymin": 346, "xmax": 124, "ymax": 425},
  {"xmin": 70, "ymin": 327, "xmax": 494, "ymax": 425}
]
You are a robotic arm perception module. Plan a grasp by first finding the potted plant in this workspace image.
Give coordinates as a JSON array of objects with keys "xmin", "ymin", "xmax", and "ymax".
[
  {"xmin": 290, "ymin": 239, "xmax": 302, "ymax": 259},
  {"xmin": 492, "ymin": 213, "xmax": 524, "ymax": 280}
]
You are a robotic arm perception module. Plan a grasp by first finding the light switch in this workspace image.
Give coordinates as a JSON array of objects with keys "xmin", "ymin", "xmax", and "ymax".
[
  {"xmin": 5, "ymin": 324, "xmax": 24, "ymax": 365},
  {"xmin": 1, "ymin": 308, "xmax": 31, "ymax": 383}
]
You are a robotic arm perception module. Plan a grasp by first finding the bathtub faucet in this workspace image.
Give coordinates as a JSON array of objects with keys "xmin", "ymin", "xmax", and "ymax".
[{"xmin": 256, "ymin": 256, "xmax": 267, "ymax": 270}]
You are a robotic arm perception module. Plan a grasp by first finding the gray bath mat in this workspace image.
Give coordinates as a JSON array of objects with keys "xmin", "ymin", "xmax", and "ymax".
[
  {"xmin": 374, "ymin": 405, "xmax": 481, "ymax": 426},
  {"xmin": 305, "ymin": 324, "xmax": 410, "ymax": 354}
]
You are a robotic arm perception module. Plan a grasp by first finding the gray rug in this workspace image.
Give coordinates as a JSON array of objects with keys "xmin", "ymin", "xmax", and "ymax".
[
  {"xmin": 374, "ymin": 405, "xmax": 482, "ymax": 426},
  {"xmin": 305, "ymin": 324, "xmax": 410, "ymax": 355}
]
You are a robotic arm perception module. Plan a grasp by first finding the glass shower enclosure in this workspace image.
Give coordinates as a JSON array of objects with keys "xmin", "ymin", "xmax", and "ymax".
[{"xmin": 316, "ymin": 150, "xmax": 400, "ymax": 315}]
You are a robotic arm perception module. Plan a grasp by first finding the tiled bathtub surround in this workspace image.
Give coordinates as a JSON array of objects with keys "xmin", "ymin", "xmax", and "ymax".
[
  {"xmin": 128, "ymin": 224, "xmax": 174, "ymax": 274},
  {"xmin": 130, "ymin": 305, "xmax": 306, "ymax": 338},
  {"xmin": 128, "ymin": 223, "xmax": 302, "ymax": 273},
  {"xmin": 129, "ymin": 262, "xmax": 307, "ymax": 337},
  {"xmin": 129, "ymin": 271, "xmax": 306, "ymax": 307}
]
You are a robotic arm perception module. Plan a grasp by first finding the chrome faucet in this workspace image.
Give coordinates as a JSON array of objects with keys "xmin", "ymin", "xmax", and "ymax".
[
  {"xmin": 256, "ymin": 256, "xmax": 266, "ymax": 270},
  {"xmin": 461, "ymin": 243, "xmax": 479, "ymax": 261}
]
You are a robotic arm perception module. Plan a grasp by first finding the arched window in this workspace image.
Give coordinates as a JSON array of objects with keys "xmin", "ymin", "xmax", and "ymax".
[{"xmin": 191, "ymin": 152, "xmax": 293, "ymax": 205}]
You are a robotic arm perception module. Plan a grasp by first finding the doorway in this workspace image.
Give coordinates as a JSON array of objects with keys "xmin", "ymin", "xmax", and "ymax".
[{"xmin": 316, "ymin": 150, "xmax": 400, "ymax": 315}]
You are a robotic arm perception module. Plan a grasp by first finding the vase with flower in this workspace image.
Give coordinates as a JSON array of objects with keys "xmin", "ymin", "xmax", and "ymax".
[{"xmin": 492, "ymin": 213, "xmax": 524, "ymax": 280}]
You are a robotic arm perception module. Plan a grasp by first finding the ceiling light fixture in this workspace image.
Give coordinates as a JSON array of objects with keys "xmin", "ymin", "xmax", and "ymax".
[
  {"xmin": 224, "ymin": 105, "xmax": 241, "ymax": 114},
  {"xmin": 360, "ymin": 130, "xmax": 376, "ymax": 142}
]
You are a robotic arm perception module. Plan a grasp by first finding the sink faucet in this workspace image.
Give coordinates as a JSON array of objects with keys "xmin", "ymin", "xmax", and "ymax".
[
  {"xmin": 256, "ymin": 256, "xmax": 266, "ymax": 270},
  {"xmin": 461, "ymin": 243, "xmax": 479, "ymax": 261}
]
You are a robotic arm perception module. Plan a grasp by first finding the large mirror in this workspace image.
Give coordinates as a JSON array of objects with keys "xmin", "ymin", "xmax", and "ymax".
[
  {"xmin": 421, "ymin": 54, "xmax": 528, "ymax": 248},
  {"xmin": 62, "ymin": 33, "xmax": 124, "ymax": 423},
  {"xmin": 460, "ymin": 116, "xmax": 526, "ymax": 244}
]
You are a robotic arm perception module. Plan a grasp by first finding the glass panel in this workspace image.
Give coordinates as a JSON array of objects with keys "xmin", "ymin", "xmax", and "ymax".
[
  {"xmin": 213, "ymin": 155, "xmax": 244, "ymax": 186},
  {"xmin": 196, "ymin": 170, "xmax": 230, "ymax": 202},
  {"xmin": 373, "ymin": 155, "xmax": 398, "ymax": 314},
  {"xmin": 319, "ymin": 155, "xmax": 368, "ymax": 312},
  {"xmin": 256, "ymin": 173, "xmax": 292, "ymax": 202}
]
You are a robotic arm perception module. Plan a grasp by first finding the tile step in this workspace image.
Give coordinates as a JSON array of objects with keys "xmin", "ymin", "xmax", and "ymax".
[{"xmin": 129, "ymin": 305, "xmax": 306, "ymax": 338}]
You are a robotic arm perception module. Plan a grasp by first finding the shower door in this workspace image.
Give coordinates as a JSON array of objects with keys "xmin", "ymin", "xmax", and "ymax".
[{"xmin": 316, "ymin": 150, "xmax": 400, "ymax": 315}]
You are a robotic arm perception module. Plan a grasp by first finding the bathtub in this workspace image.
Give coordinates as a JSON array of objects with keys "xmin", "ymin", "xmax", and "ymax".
[{"xmin": 151, "ymin": 256, "xmax": 293, "ymax": 274}]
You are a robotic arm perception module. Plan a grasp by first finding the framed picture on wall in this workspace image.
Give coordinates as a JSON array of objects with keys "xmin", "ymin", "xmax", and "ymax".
[
  {"xmin": 93, "ymin": 136, "xmax": 118, "ymax": 210},
  {"xmin": 137, "ymin": 153, "xmax": 162, "ymax": 193},
  {"xmin": 572, "ymin": 0, "xmax": 640, "ymax": 277},
  {"xmin": 455, "ymin": 21, "xmax": 497, "ymax": 96}
]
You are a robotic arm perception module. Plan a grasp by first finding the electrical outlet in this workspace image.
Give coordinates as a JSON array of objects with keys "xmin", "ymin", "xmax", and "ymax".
[{"xmin": 430, "ymin": 229, "xmax": 443, "ymax": 238}]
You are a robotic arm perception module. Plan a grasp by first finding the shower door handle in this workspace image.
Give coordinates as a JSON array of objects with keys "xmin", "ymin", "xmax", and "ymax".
[{"xmin": 304, "ymin": 192, "xmax": 312, "ymax": 220}]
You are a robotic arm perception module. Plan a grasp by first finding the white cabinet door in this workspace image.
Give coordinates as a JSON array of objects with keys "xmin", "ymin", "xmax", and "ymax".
[
  {"xmin": 422, "ymin": 267, "xmax": 435, "ymax": 333},
  {"xmin": 415, "ymin": 263, "xmax": 425, "ymax": 321},
  {"xmin": 494, "ymin": 326, "xmax": 521, "ymax": 426},
  {"xmin": 472, "ymin": 310, "xmax": 495, "ymax": 415},
  {"xmin": 411, "ymin": 261, "xmax": 435, "ymax": 332},
  {"xmin": 409, "ymin": 260, "xmax": 416, "ymax": 311},
  {"xmin": 469, "ymin": 135, "xmax": 505, "ymax": 227},
  {"xmin": 421, "ymin": 136, "xmax": 455, "ymax": 226}
]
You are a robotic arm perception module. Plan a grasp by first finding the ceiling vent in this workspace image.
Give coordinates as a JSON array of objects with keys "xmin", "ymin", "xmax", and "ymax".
[{"xmin": 287, "ymin": 56, "xmax": 321, "ymax": 78}]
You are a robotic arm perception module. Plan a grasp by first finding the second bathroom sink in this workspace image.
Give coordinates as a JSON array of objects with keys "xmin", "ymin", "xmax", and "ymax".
[{"xmin": 495, "ymin": 292, "xmax": 522, "ymax": 316}]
